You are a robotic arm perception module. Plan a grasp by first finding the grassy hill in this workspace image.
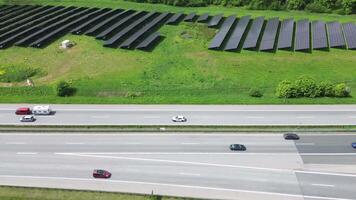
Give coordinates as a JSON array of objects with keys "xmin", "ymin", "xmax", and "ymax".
[{"xmin": 0, "ymin": 0, "xmax": 355, "ymax": 104}]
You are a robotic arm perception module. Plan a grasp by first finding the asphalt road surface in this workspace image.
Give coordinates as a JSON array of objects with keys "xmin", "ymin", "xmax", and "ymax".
[
  {"xmin": 1, "ymin": 133, "xmax": 356, "ymax": 200},
  {"xmin": 1, "ymin": 104, "xmax": 356, "ymax": 125}
]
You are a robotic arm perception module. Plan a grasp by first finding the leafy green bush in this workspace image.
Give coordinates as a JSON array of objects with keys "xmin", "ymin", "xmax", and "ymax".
[
  {"xmin": 306, "ymin": 2, "xmax": 331, "ymax": 12},
  {"xmin": 294, "ymin": 75, "xmax": 318, "ymax": 97},
  {"xmin": 334, "ymin": 83, "xmax": 351, "ymax": 97},
  {"xmin": 249, "ymin": 88, "xmax": 263, "ymax": 97},
  {"xmin": 320, "ymin": 81, "xmax": 335, "ymax": 97},
  {"xmin": 0, "ymin": 66, "xmax": 41, "ymax": 83},
  {"xmin": 56, "ymin": 81, "xmax": 77, "ymax": 97},
  {"xmin": 276, "ymin": 80, "xmax": 298, "ymax": 98},
  {"xmin": 287, "ymin": 0, "xmax": 307, "ymax": 10}
]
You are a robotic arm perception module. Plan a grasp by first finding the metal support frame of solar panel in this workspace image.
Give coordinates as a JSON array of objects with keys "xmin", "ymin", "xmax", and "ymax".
[
  {"xmin": 243, "ymin": 16, "xmax": 265, "ymax": 49},
  {"xmin": 0, "ymin": 6, "xmax": 63, "ymax": 35},
  {"xmin": 84, "ymin": 10, "xmax": 134, "ymax": 36},
  {"xmin": 31, "ymin": 8, "xmax": 107, "ymax": 48},
  {"xmin": 208, "ymin": 15, "xmax": 236, "ymax": 50},
  {"xmin": 120, "ymin": 12, "xmax": 170, "ymax": 49},
  {"xmin": 208, "ymin": 14, "xmax": 223, "ymax": 28},
  {"xmin": 14, "ymin": 7, "xmax": 89, "ymax": 47},
  {"xmin": 103, "ymin": 12, "xmax": 158, "ymax": 48},
  {"xmin": 342, "ymin": 23, "xmax": 356, "ymax": 49},
  {"xmin": 224, "ymin": 15, "xmax": 250, "ymax": 51},
  {"xmin": 295, "ymin": 19, "xmax": 310, "ymax": 51},
  {"xmin": 327, "ymin": 21, "xmax": 346, "ymax": 48},
  {"xmin": 311, "ymin": 20, "xmax": 327, "ymax": 49},
  {"xmin": 71, "ymin": 8, "xmax": 121, "ymax": 35},
  {"xmin": 197, "ymin": 13, "xmax": 209, "ymax": 23},
  {"xmin": 136, "ymin": 32, "xmax": 161, "ymax": 50},
  {"xmin": 0, "ymin": 6, "xmax": 76, "ymax": 49},
  {"xmin": 166, "ymin": 12, "xmax": 184, "ymax": 25},
  {"xmin": 0, "ymin": 5, "xmax": 36, "ymax": 22},
  {"xmin": 277, "ymin": 18, "xmax": 294, "ymax": 49},
  {"xmin": 96, "ymin": 10, "xmax": 144, "ymax": 40},
  {"xmin": 183, "ymin": 12, "xmax": 196, "ymax": 22},
  {"xmin": 260, "ymin": 17, "xmax": 279, "ymax": 51},
  {"xmin": 0, "ymin": 6, "xmax": 52, "ymax": 29}
]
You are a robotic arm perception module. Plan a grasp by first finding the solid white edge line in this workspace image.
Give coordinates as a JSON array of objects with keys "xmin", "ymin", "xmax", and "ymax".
[
  {"xmin": 311, "ymin": 184, "xmax": 335, "ymax": 187},
  {"xmin": 16, "ymin": 152, "xmax": 37, "ymax": 155},
  {"xmin": 0, "ymin": 175, "xmax": 352, "ymax": 200}
]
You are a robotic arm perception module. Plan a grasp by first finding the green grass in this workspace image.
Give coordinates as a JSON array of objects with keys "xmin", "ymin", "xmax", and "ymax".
[
  {"xmin": 0, "ymin": 0, "xmax": 356, "ymax": 104},
  {"xmin": 0, "ymin": 186, "xmax": 192, "ymax": 200}
]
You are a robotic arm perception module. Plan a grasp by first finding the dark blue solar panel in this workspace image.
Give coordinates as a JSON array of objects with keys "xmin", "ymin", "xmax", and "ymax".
[
  {"xmin": 197, "ymin": 13, "xmax": 209, "ymax": 23},
  {"xmin": 224, "ymin": 15, "xmax": 250, "ymax": 51},
  {"xmin": 260, "ymin": 17, "xmax": 279, "ymax": 51},
  {"xmin": 342, "ymin": 23, "xmax": 356, "ymax": 49},
  {"xmin": 243, "ymin": 16, "xmax": 264, "ymax": 49},
  {"xmin": 208, "ymin": 14, "xmax": 223, "ymax": 28},
  {"xmin": 278, "ymin": 18, "xmax": 294, "ymax": 49},
  {"xmin": 184, "ymin": 12, "xmax": 196, "ymax": 22},
  {"xmin": 208, "ymin": 15, "xmax": 236, "ymax": 49},
  {"xmin": 327, "ymin": 21, "xmax": 346, "ymax": 47},
  {"xmin": 295, "ymin": 19, "xmax": 310, "ymax": 51},
  {"xmin": 312, "ymin": 20, "xmax": 327, "ymax": 49},
  {"xmin": 166, "ymin": 12, "xmax": 183, "ymax": 25}
]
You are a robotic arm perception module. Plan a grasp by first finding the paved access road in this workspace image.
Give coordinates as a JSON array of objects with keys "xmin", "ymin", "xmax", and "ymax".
[
  {"xmin": 1, "ymin": 133, "xmax": 356, "ymax": 200},
  {"xmin": 1, "ymin": 104, "xmax": 356, "ymax": 125}
]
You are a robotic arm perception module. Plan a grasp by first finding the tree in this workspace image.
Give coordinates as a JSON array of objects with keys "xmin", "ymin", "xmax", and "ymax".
[{"xmin": 56, "ymin": 81, "xmax": 76, "ymax": 97}]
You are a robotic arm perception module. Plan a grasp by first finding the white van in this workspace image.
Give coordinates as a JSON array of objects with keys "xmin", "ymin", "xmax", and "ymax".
[{"xmin": 32, "ymin": 105, "xmax": 51, "ymax": 115}]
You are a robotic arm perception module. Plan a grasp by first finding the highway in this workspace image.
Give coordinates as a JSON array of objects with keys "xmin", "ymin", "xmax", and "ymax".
[
  {"xmin": 1, "ymin": 104, "xmax": 356, "ymax": 125},
  {"xmin": 0, "ymin": 133, "xmax": 356, "ymax": 200}
]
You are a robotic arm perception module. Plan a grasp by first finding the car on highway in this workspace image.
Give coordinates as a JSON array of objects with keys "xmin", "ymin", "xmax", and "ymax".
[
  {"xmin": 172, "ymin": 116, "xmax": 187, "ymax": 122},
  {"xmin": 229, "ymin": 144, "xmax": 246, "ymax": 151},
  {"xmin": 20, "ymin": 115, "xmax": 36, "ymax": 122},
  {"xmin": 15, "ymin": 107, "xmax": 31, "ymax": 115},
  {"xmin": 283, "ymin": 133, "xmax": 300, "ymax": 140},
  {"xmin": 93, "ymin": 169, "xmax": 111, "ymax": 178},
  {"xmin": 352, "ymin": 142, "xmax": 356, "ymax": 149}
]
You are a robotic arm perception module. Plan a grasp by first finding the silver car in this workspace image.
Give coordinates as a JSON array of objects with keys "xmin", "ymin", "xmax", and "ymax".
[
  {"xmin": 172, "ymin": 116, "xmax": 187, "ymax": 122},
  {"xmin": 20, "ymin": 115, "xmax": 36, "ymax": 122}
]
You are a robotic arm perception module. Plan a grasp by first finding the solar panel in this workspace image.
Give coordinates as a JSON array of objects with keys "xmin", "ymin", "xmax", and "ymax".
[
  {"xmin": 0, "ymin": 5, "xmax": 36, "ymax": 22},
  {"xmin": 0, "ymin": 7, "xmax": 76, "ymax": 49},
  {"xmin": 277, "ymin": 18, "xmax": 294, "ymax": 49},
  {"xmin": 184, "ymin": 12, "xmax": 196, "ymax": 22},
  {"xmin": 96, "ymin": 11, "xmax": 145, "ymax": 40},
  {"xmin": 136, "ymin": 32, "xmax": 161, "ymax": 50},
  {"xmin": 0, "ymin": 5, "xmax": 12, "ymax": 13},
  {"xmin": 31, "ymin": 8, "xmax": 105, "ymax": 48},
  {"xmin": 312, "ymin": 20, "xmax": 327, "ymax": 49},
  {"xmin": 104, "ymin": 12, "xmax": 158, "ymax": 48},
  {"xmin": 327, "ymin": 21, "xmax": 346, "ymax": 48},
  {"xmin": 243, "ymin": 16, "xmax": 264, "ymax": 49},
  {"xmin": 84, "ymin": 10, "xmax": 134, "ymax": 36},
  {"xmin": 0, "ymin": 6, "xmax": 51, "ymax": 29},
  {"xmin": 208, "ymin": 14, "xmax": 223, "ymax": 28},
  {"xmin": 260, "ymin": 17, "xmax": 279, "ymax": 51},
  {"xmin": 224, "ymin": 15, "xmax": 250, "ymax": 51},
  {"xmin": 197, "ymin": 13, "xmax": 209, "ymax": 23},
  {"xmin": 209, "ymin": 15, "xmax": 236, "ymax": 50},
  {"xmin": 15, "ymin": 7, "xmax": 90, "ymax": 47},
  {"xmin": 342, "ymin": 23, "xmax": 356, "ymax": 49},
  {"xmin": 166, "ymin": 12, "xmax": 183, "ymax": 25},
  {"xmin": 71, "ymin": 8, "xmax": 119, "ymax": 35},
  {"xmin": 120, "ymin": 12, "xmax": 169, "ymax": 49},
  {"xmin": 0, "ymin": 5, "xmax": 19, "ymax": 13},
  {"xmin": 295, "ymin": 19, "xmax": 310, "ymax": 51},
  {"xmin": 0, "ymin": 5, "xmax": 23, "ymax": 17}
]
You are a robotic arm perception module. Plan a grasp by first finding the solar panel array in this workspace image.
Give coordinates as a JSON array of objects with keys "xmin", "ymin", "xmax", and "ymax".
[{"xmin": 0, "ymin": 4, "xmax": 355, "ymax": 53}]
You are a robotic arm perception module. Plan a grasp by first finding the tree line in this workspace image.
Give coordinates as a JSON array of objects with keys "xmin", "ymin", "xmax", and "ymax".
[{"xmin": 125, "ymin": 0, "xmax": 356, "ymax": 14}]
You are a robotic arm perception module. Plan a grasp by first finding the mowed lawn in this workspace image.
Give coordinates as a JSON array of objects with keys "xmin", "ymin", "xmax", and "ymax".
[{"xmin": 0, "ymin": 0, "xmax": 356, "ymax": 104}]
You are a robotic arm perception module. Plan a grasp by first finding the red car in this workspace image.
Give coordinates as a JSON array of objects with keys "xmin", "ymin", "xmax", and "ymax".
[
  {"xmin": 93, "ymin": 169, "xmax": 111, "ymax": 178},
  {"xmin": 15, "ymin": 107, "xmax": 32, "ymax": 115}
]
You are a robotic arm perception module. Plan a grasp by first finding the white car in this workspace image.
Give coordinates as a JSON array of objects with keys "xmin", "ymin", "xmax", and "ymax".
[
  {"xmin": 20, "ymin": 115, "xmax": 36, "ymax": 122},
  {"xmin": 172, "ymin": 116, "xmax": 187, "ymax": 122}
]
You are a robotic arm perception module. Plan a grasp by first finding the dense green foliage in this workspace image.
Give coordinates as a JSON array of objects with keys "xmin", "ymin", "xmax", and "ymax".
[
  {"xmin": 0, "ymin": 66, "xmax": 41, "ymax": 83},
  {"xmin": 276, "ymin": 76, "xmax": 351, "ymax": 98},
  {"xmin": 56, "ymin": 81, "xmax": 76, "ymax": 97},
  {"xmin": 124, "ymin": 0, "xmax": 356, "ymax": 14}
]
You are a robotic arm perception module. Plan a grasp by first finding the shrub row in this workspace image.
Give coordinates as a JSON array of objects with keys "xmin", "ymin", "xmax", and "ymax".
[{"xmin": 276, "ymin": 76, "xmax": 351, "ymax": 98}]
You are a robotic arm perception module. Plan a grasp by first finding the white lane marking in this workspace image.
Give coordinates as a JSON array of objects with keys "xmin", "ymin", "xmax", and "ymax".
[
  {"xmin": 58, "ymin": 153, "xmax": 291, "ymax": 173},
  {"xmin": 296, "ymin": 116, "xmax": 315, "ymax": 119},
  {"xmin": 296, "ymin": 143, "xmax": 315, "ymax": 146},
  {"xmin": 312, "ymin": 183, "xmax": 335, "ymax": 187},
  {"xmin": 179, "ymin": 172, "xmax": 201, "ymax": 176},
  {"xmin": 181, "ymin": 142, "xmax": 200, "ymax": 145},
  {"xmin": 17, "ymin": 152, "xmax": 37, "ymax": 155},
  {"xmin": 91, "ymin": 115, "xmax": 110, "ymax": 119},
  {"xmin": 125, "ymin": 142, "xmax": 142, "ymax": 145},
  {"xmin": 246, "ymin": 116, "xmax": 265, "ymax": 119},
  {"xmin": 0, "ymin": 175, "xmax": 352, "ymax": 200},
  {"xmin": 296, "ymin": 170, "xmax": 356, "ymax": 178},
  {"xmin": 143, "ymin": 116, "xmax": 160, "ymax": 119},
  {"xmin": 65, "ymin": 142, "xmax": 84, "ymax": 145},
  {"xmin": 5, "ymin": 142, "xmax": 26, "ymax": 145}
]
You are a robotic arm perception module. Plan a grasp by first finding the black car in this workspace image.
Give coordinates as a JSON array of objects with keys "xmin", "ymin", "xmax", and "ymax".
[
  {"xmin": 229, "ymin": 144, "xmax": 246, "ymax": 151},
  {"xmin": 283, "ymin": 133, "xmax": 300, "ymax": 140}
]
